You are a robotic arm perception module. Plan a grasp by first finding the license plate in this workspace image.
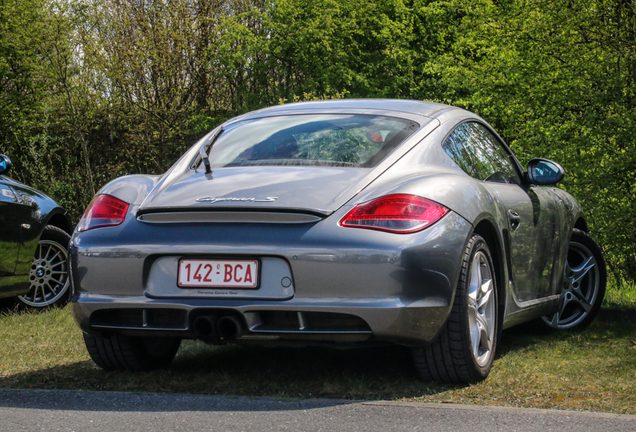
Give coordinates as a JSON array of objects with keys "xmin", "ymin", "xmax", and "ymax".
[{"xmin": 178, "ymin": 259, "xmax": 259, "ymax": 288}]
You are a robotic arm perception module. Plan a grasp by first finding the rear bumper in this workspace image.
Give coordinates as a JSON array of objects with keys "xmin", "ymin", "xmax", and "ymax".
[
  {"xmin": 70, "ymin": 294, "xmax": 450, "ymax": 346},
  {"xmin": 69, "ymin": 211, "xmax": 472, "ymax": 346}
]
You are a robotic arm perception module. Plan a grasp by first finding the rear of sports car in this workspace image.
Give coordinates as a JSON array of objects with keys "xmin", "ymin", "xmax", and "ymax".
[{"xmin": 69, "ymin": 103, "xmax": 472, "ymax": 372}]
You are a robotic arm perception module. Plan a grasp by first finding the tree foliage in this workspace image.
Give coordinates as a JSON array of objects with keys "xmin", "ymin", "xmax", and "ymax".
[
  {"xmin": 0, "ymin": 0, "xmax": 635, "ymax": 280},
  {"xmin": 420, "ymin": 0, "xmax": 636, "ymax": 280}
]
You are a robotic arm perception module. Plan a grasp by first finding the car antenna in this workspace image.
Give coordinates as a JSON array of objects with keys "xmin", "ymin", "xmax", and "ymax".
[{"xmin": 199, "ymin": 127, "xmax": 224, "ymax": 175}]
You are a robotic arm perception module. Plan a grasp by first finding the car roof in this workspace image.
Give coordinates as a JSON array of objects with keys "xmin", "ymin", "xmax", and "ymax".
[{"xmin": 238, "ymin": 99, "xmax": 468, "ymax": 121}]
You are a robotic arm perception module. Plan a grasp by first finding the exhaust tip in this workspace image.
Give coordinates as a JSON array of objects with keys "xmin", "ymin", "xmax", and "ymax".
[
  {"xmin": 217, "ymin": 316, "xmax": 242, "ymax": 340},
  {"xmin": 193, "ymin": 315, "xmax": 218, "ymax": 340}
]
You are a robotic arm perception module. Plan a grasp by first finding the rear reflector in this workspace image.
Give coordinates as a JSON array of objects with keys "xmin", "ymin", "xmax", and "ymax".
[
  {"xmin": 77, "ymin": 194, "xmax": 129, "ymax": 232},
  {"xmin": 339, "ymin": 194, "xmax": 449, "ymax": 233}
]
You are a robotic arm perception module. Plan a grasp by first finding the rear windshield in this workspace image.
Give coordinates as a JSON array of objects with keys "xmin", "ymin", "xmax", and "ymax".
[{"xmin": 202, "ymin": 114, "xmax": 420, "ymax": 168}]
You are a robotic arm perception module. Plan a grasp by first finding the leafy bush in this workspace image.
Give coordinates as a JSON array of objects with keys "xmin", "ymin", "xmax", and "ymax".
[{"xmin": 1, "ymin": 0, "xmax": 634, "ymax": 280}]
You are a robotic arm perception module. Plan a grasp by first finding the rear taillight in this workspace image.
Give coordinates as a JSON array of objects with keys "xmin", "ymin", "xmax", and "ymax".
[
  {"xmin": 339, "ymin": 194, "xmax": 449, "ymax": 234},
  {"xmin": 77, "ymin": 194, "xmax": 129, "ymax": 232}
]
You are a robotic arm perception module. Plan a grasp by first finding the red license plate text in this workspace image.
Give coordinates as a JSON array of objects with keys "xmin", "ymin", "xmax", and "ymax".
[{"xmin": 178, "ymin": 259, "xmax": 259, "ymax": 288}]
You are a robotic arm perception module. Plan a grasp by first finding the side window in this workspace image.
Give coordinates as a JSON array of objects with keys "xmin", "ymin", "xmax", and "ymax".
[{"xmin": 443, "ymin": 122, "xmax": 521, "ymax": 184}]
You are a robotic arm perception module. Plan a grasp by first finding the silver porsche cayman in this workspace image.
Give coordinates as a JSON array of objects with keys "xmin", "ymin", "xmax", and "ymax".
[{"xmin": 69, "ymin": 99, "xmax": 606, "ymax": 383}]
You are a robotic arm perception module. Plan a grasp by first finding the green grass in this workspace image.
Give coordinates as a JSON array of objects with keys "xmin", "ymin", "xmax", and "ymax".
[
  {"xmin": 1, "ymin": 283, "xmax": 635, "ymax": 414},
  {"xmin": 603, "ymin": 280, "xmax": 636, "ymax": 309}
]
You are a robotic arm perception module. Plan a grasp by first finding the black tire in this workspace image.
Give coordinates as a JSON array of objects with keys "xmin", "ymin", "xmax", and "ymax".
[
  {"xmin": 413, "ymin": 234, "xmax": 499, "ymax": 383},
  {"xmin": 16, "ymin": 225, "xmax": 71, "ymax": 309},
  {"xmin": 541, "ymin": 229, "xmax": 606, "ymax": 330},
  {"xmin": 84, "ymin": 333, "xmax": 181, "ymax": 371}
]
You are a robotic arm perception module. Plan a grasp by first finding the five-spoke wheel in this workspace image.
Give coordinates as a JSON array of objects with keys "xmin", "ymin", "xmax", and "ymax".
[
  {"xmin": 413, "ymin": 234, "xmax": 498, "ymax": 383},
  {"xmin": 467, "ymin": 249, "xmax": 496, "ymax": 369},
  {"xmin": 542, "ymin": 229, "xmax": 606, "ymax": 330}
]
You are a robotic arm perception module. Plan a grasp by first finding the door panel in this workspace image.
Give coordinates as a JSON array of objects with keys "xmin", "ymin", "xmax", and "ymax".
[
  {"xmin": 0, "ymin": 179, "xmax": 22, "ymax": 276},
  {"xmin": 487, "ymin": 183, "xmax": 561, "ymax": 302},
  {"xmin": 9, "ymin": 182, "xmax": 46, "ymax": 275}
]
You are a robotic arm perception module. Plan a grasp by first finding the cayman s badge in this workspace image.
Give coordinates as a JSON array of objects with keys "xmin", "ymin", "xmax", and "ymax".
[{"xmin": 196, "ymin": 196, "xmax": 278, "ymax": 204}]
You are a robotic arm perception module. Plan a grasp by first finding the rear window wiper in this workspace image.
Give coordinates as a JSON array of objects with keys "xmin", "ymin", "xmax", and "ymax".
[{"xmin": 199, "ymin": 127, "xmax": 224, "ymax": 174}]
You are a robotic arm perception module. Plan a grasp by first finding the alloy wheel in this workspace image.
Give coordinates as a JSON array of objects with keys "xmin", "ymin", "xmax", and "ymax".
[
  {"xmin": 18, "ymin": 239, "xmax": 70, "ymax": 307},
  {"xmin": 542, "ymin": 240, "xmax": 601, "ymax": 329},
  {"xmin": 467, "ymin": 250, "xmax": 496, "ymax": 367}
]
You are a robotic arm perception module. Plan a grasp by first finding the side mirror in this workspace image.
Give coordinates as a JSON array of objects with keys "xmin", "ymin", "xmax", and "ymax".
[
  {"xmin": 526, "ymin": 158, "xmax": 564, "ymax": 185},
  {"xmin": 0, "ymin": 154, "xmax": 11, "ymax": 175}
]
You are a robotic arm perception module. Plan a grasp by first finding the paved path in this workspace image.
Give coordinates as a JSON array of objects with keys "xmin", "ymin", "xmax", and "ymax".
[{"xmin": 1, "ymin": 389, "xmax": 635, "ymax": 432}]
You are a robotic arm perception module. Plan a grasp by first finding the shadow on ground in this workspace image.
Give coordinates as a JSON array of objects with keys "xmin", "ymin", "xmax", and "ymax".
[{"xmin": 1, "ymin": 307, "xmax": 634, "ymax": 401}]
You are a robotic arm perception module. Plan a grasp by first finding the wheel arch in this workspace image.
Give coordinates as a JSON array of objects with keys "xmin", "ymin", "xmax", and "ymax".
[
  {"xmin": 46, "ymin": 211, "xmax": 73, "ymax": 235},
  {"xmin": 574, "ymin": 217, "xmax": 588, "ymax": 233}
]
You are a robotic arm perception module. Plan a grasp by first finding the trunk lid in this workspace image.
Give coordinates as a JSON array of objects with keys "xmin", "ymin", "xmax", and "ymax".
[
  {"xmin": 138, "ymin": 166, "xmax": 377, "ymax": 216},
  {"xmin": 138, "ymin": 118, "xmax": 440, "ymax": 216}
]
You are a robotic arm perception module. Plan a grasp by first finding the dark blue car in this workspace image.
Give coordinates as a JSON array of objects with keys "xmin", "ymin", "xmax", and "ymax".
[{"xmin": 0, "ymin": 154, "xmax": 73, "ymax": 309}]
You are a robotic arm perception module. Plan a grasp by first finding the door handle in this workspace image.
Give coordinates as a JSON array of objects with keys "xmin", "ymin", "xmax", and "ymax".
[{"xmin": 508, "ymin": 209, "xmax": 521, "ymax": 230}]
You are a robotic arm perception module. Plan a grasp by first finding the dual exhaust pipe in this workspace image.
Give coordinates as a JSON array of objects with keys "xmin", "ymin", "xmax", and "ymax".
[{"xmin": 193, "ymin": 314, "xmax": 243, "ymax": 341}]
